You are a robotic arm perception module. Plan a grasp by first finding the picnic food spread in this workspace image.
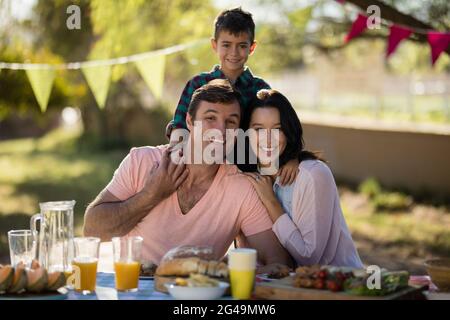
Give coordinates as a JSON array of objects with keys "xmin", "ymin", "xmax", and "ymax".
[
  {"xmin": 154, "ymin": 245, "xmax": 229, "ymax": 293},
  {"xmin": 253, "ymin": 264, "xmax": 418, "ymax": 300},
  {"xmin": 0, "ymin": 260, "xmax": 66, "ymax": 295},
  {"xmin": 293, "ymin": 265, "xmax": 409, "ymax": 295}
]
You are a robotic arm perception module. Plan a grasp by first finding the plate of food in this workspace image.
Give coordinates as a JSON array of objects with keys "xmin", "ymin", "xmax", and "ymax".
[
  {"xmin": 165, "ymin": 274, "xmax": 229, "ymax": 300},
  {"xmin": 255, "ymin": 263, "xmax": 293, "ymax": 281},
  {"xmin": 256, "ymin": 272, "xmax": 296, "ymax": 282},
  {"xmin": 154, "ymin": 245, "xmax": 230, "ymax": 294},
  {"xmin": 0, "ymin": 261, "xmax": 68, "ymax": 300},
  {"xmin": 139, "ymin": 261, "xmax": 157, "ymax": 280}
]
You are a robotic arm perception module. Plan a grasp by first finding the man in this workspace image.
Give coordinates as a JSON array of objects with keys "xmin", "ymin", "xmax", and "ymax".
[{"xmin": 83, "ymin": 79, "xmax": 292, "ymax": 269}]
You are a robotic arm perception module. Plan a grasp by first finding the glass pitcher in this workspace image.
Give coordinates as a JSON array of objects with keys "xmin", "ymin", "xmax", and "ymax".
[{"xmin": 30, "ymin": 201, "xmax": 75, "ymax": 273}]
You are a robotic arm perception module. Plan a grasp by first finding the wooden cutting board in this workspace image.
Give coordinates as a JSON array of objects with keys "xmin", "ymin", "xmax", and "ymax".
[{"xmin": 254, "ymin": 275, "xmax": 426, "ymax": 300}]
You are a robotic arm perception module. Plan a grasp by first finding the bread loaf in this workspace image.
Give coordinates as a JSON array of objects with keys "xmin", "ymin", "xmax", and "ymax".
[
  {"xmin": 156, "ymin": 257, "xmax": 228, "ymax": 278},
  {"xmin": 160, "ymin": 245, "xmax": 214, "ymax": 263}
]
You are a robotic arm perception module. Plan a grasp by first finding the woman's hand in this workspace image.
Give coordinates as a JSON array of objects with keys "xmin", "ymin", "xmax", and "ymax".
[
  {"xmin": 244, "ymin": 172, "xmax": 284, "ymax": 223},
  {"xmin": 278, "ymin": 158, "xmax": 299, "ymax": 186}
]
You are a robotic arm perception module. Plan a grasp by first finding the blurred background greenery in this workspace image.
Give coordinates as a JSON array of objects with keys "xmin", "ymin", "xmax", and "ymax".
[{"xmin": 0, "ymin": 0, "xmax": 449, "ymax": 272}]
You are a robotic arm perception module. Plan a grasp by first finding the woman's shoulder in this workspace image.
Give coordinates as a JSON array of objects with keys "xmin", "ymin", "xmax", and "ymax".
[{"xmin": 297, "ymin": 159, "xmax": 335, "ymax": 186}]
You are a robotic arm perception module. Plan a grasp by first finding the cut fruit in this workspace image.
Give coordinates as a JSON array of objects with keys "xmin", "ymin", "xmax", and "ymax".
[
  {"xmin": 47, "ymin": 271, "xmax": 66, "ymax": 291},
  {"xmin": 26, "ymin": 267, "xmax": 48, "ymax": 293},
  {"xmin": 0, "ymin": 265, "xmax": 14, "ymax": 293},
  {"xmin": 8, "ymin": 262, "xmax": 28, "ymax": 293}
]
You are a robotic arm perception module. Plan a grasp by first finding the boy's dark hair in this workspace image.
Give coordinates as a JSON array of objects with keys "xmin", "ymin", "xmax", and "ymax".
[
  {"xmin": 188, "ymin": 79, "xmax": 242, "ymax": 119},
  {"xmin": 214, "ymin": 7, "xmax": 255, "ymax": 43}
]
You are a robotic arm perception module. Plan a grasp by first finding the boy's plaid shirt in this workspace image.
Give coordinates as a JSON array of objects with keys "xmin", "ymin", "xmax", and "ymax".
[{"xmin": 171, "ymin": 65, "xmax": 271, "ymax": 130}]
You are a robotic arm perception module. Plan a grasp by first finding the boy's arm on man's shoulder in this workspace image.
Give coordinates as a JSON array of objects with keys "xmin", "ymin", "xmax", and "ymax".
[
  {"xmin": 172, "ymin": 77, "xmax": 201, "ymax": 130},
  {"xmin": 255, "ymin": 77, "xmax": 271, "ymax": 90}
]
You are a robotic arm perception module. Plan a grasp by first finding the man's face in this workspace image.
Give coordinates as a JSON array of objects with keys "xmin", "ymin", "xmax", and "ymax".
[
  {"xmin": 212, "ymin": 31, "xmax": 256, "ymax": 73},
  {"xmin": 187, "ymin": 100, "xmax": 241, "ymax": 162}
]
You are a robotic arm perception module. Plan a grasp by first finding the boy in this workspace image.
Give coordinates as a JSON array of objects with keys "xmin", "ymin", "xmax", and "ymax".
[{"xmin": 167, "ymin": 7, "xmax": 297, "ymax": 185}]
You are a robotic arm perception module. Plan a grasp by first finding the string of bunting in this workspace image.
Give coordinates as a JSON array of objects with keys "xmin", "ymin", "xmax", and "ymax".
[
  {"xmin": 0, "ymin": 39, "xmax": 208, "ymax": 112},
  {"xmin": 336, "ymin": 0, "xmax": 450, "ymax": 66}
]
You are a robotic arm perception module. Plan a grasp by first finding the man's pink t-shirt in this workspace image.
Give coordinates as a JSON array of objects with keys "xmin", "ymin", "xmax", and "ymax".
[{"xmin": 106, "ymin": 145, "xmax": 273, "ymax": 264}]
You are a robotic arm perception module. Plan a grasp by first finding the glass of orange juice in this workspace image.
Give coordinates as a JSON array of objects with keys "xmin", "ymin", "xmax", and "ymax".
[
  {"xmin": 72, "ymin": 237, "xmax": 100, "ymax": 294},
  {"xmin": 228, "ymin": 248, "xmax": 257, "ymax": 299},
  {"xmin": 112, "ymin": 236, "xmax": 143, "ymax": 292}
]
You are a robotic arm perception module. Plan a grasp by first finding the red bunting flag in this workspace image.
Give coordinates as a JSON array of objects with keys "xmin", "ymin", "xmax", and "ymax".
[
  {"xmin": 386, "ymin": 25, "xmax": 412, "ymax": 58},
  {"xmin": 345, "ymin": 14, "xmax": 368, "ymax": 43},
  {"xmin": 427, "ymin": 32, "xmax": 450, "ymax": 65}
]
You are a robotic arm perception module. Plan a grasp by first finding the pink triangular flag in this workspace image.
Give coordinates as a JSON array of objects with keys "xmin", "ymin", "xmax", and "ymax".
[
  {"xmin": 386, "ymin": 25, "xmax": 412, "ymax": 58},
  {"xmin": 345, "ymin": 14, "xmax": 368, "ymax": 43},
  {"xmin": 427, "ymin": 32, "xmax": 450, "ymax": 65}
]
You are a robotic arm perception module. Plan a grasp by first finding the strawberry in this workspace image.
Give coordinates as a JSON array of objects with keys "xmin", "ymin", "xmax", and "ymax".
[
  {"xmin": 318, "ymin": 270, "xmax": 328, "ymax": 279},
  {"xmin": 326, "ymin": 280, "xmax": 342, "ymax": 292},
  {"xmin": 314, "ymin": 279, "xmax": 325, "ymax": 290}
]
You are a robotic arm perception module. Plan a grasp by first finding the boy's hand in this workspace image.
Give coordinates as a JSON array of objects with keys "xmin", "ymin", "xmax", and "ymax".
[{"xmin": 278, "ymin": 159, "xmax": 299, "ymax": 186}]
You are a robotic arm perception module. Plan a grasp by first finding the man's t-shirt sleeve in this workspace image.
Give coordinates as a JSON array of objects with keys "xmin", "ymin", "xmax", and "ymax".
[
  {"xmin": 239, "ymin": 184, "xmax": 273, "ymax": 237},
  {"xmin": 105, "ymin": 148, "xmax": 138, "ymax": 200}
]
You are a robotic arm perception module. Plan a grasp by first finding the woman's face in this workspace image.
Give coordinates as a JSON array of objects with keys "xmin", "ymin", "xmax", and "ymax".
[{"xmin": 249, "ymin": 107, "xmax": 287, "ymax": 164}]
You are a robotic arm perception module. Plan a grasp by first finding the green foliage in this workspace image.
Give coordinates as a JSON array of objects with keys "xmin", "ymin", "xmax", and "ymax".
[
  {"xmin": 287, "ymin": 6, "xmax": 313, "ymax": 32},
  {"xmin": 358, "ymin": 177, "xmax": 382, "ymax": 199},
  {"xmin": 88, "ymin": 0, "xmax": 217, "ymax": 81},
  {"xmin": 358, "ymin": 177, "xmax": 413, "ymax": 212},
  {"xmin": 372, "ymin": 192, "xmax": 413, "ymax": 212},
  {"xmin": 33, "ymin": 0, "xmax": 94, "ymax": 62}
]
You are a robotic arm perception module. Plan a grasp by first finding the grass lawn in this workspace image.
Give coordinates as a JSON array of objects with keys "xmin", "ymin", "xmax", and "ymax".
[
  {"xmin": 0, "ymin": 128, "xmax": 449, "ymax": 274},
  {"xmin": 0, "ymin": 127, "xmax": 127, "ymax": 261},
  {"xmin": 340, "ymin": 188, "xmax": 450, "ymax": 273}
]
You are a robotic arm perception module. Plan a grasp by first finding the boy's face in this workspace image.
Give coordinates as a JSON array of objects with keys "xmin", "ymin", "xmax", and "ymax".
[{"xmin": 212, "ymin": 31, "xmax": 256, "ymax": 73}]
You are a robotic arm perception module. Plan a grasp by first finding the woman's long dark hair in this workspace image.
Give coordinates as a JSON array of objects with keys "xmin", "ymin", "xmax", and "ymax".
[{"xmin": 242, "ymin": 89, "xmax": 322, "ymax": 168}]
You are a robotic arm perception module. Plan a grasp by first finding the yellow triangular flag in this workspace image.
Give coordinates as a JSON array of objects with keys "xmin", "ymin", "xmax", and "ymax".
[
  {"xmin": 81, "ymin": 64, "xmax": 112, "ymax": 109},
  {"xmin": 135, "ymin": 54, "xmax": 166, "ymax": 100},
  {"xmin": 25, "ymin": 68, "xmax": 56, "ymax": 112}
]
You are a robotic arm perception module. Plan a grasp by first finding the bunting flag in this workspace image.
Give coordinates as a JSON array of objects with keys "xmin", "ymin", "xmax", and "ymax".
[
  {"xmin": 345, "ymin": 14, "xmax": 368, "ymax": 43},
  {"xmin": 135, "ymin": 54, "xmax": 166, "ymax": 100},
  {"xmin": 386, "ymin": 25, "xmax": 412, "ymax": 58},
  {"xmin": 0, "ymin": 39, "xmax": 208, "ymax": 112},
  {"xmin": 81, "ymin": 64, "xmax": 112, "ymax": 109},
  {"xmin": 427, "ymin": 32, "xmax": 450, "ymax": 65},
  {"xmin": 25, "ymin": 68, "xmax": 56, "ymax": 112},
  {"xmin": 338, "ymin": 1, "xmax": 450, "ymax": 66}
]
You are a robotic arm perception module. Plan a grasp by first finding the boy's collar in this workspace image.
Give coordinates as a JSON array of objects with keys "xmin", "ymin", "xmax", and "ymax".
[{"xmin": 211, "ymin": 64, "xmax": 254, "ymax": 85}]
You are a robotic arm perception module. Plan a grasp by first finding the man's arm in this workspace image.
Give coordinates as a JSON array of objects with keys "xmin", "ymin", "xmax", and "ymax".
[
  {"xmin": 83, "ymin": 148, "xmax": 188, "ymax": 241},
  {"xmin": 245, "ymin": 230, "xmax": 294, "ymax": 268},
  {"xmin": 83, "ymin": 187, "xmax": 162, "ymax": 241}
]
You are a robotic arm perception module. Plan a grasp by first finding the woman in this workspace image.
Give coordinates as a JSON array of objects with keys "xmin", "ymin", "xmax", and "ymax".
[{"xmin": 243, "ymin": 89, "xmax": 363, "ymax": 268}]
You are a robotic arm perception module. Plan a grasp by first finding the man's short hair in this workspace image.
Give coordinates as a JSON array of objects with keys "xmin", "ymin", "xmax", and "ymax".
[
  {"xmin": 214, "ymin": 7, "xmax": 255, "ymax": 43},
  {"xmin": 188, "ymin": 79, "xmax": 242, "ymax": 119}
]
